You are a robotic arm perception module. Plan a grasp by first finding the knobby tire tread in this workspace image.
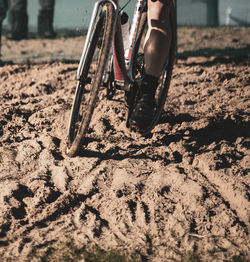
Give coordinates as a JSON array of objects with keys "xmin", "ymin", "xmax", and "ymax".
[{"xmin": 66, "ymin": 3, "xmax": 115, "ymax": 157}]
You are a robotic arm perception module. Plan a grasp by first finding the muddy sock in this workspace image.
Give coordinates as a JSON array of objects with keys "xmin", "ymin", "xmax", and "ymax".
[{"xmin": 141, "ymin": 74, "xmax": 158, "ymax": 96}]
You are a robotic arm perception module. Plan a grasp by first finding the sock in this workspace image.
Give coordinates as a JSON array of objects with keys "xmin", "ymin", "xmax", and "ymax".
[{"xmin": 141, "ymin": 74, "xmax": 158, "ymax": 96}]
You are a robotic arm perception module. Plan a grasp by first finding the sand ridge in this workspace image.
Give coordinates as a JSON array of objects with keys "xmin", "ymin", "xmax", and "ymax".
[{"xmin": 0, "ymin": 28, "xmax": 249, "ymax": 261}]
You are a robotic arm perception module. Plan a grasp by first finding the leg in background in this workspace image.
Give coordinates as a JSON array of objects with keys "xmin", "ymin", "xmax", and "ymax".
[
  {"xmin": 9, "ymin": 0, "xmax": 28, "ymax": 40},
  {"xmin": 0, "ymin": 0, "xmax": 8, "ymax": 55},
  {"xmin": 38, "ymin": 0, "xmax": 56, "ymax": 38}
]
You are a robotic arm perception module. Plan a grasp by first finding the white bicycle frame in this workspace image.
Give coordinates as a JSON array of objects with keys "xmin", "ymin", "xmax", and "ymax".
[{"xmin": 76, "ymin": 0, "xmax": 146, "ymax": 87}]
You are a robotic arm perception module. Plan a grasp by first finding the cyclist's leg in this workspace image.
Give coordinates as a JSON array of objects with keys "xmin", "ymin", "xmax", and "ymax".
[
  {"xmin": 144, "ymin": 0, "xmax": 171, "ymax": 78},
  {"xmin": 129, "ymin": 0, "xmax": 172, "ymax": 131}
]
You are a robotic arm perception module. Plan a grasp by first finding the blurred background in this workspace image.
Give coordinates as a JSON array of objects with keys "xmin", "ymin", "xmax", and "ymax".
[
  {"xmin": 1, "ymin": 0, "xmax": 250, "ymax": 63},
  {"xmin": 2, "ymin": 0, "xmax": 250, "ymax": 30}
]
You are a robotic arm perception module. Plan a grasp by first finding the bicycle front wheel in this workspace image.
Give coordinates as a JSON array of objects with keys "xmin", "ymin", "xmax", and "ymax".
[
  {"xmin": 66, "ymin": 3, "xmax": 115, "ymax": 157},
  {"xmin": 132, "ymin": 1, "xmax": 177, "ymax": 135}
]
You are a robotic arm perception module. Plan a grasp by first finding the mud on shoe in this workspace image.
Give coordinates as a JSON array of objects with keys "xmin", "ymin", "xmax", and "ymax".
[
  {"xmin": 129, "ymin": 92, "xmax": 156, "ymax": 132},
  {"xmin": 129, "ymin": 74, "xmax": 158, "ymax": 133}
]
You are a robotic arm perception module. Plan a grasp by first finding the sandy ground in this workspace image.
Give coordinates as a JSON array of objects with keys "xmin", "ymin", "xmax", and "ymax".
[{"xmin": 0, "ymin": 27, "xmax": 250, "ymax": 261}]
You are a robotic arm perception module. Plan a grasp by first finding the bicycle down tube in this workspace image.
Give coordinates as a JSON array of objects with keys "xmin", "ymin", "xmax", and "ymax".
[
  {"xmin": 124, "ymin": 0, "xmax": 145, "ymax": 81},
  {"xmin": 112, "ymin": 0, "xmax": 145, "ymax": 86},
  {"xmin": 77, "ymin": 0, "xmax": 145, "ymax": 85}
]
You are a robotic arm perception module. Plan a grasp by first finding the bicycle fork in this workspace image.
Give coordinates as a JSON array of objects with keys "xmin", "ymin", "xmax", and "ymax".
[{"xmin": 76, "ymin": 0, "xmax": 119, "ymax": 81}]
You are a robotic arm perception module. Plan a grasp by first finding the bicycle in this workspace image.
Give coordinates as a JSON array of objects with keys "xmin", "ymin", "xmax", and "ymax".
[{"xmin": 66, "ymin": 0, "xmax": 176, "ymax": 157}]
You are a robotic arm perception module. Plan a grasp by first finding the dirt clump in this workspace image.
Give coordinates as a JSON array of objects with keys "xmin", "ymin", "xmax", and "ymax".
[{"xmin": 0, "ymin": 28, "xmax": 249, "ymax": 261}]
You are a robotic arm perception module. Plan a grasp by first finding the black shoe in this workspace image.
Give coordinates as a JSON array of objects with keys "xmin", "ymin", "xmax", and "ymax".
[
  {"xmin": 129, "ymin": 92, "xmax": 156, "ymax": 132},
  {"xmin": 38, "ymin": 10, "xmax": 56, "ymax": 39}
]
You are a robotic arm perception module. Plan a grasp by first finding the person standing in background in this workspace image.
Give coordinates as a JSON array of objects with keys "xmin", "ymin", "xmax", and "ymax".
[
  {"xmin": 9, "ymin": 0, "xmax": 56, "ymax": 40},
  {"xmin": 0, "ymin": 0, "xmax": 8, "ymax": 55}
]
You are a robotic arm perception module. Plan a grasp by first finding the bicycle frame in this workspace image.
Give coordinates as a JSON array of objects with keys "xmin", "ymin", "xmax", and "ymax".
[
  {"xmin": 76, "ymin": 0, "xmax": 146, "ymax": 89},
  {"xmin": 66, "ymin": 0, "xmax": 176, "ymax": 156}
]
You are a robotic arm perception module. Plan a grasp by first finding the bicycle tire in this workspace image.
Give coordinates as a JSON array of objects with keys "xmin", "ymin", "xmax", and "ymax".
[
  {"xmin": 66, "ymin": 3, "xmax": 115, "ymax": 157},
  {"xmin": 131, "ymin": 1, "xmax": 177, "ymax": 135}
]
